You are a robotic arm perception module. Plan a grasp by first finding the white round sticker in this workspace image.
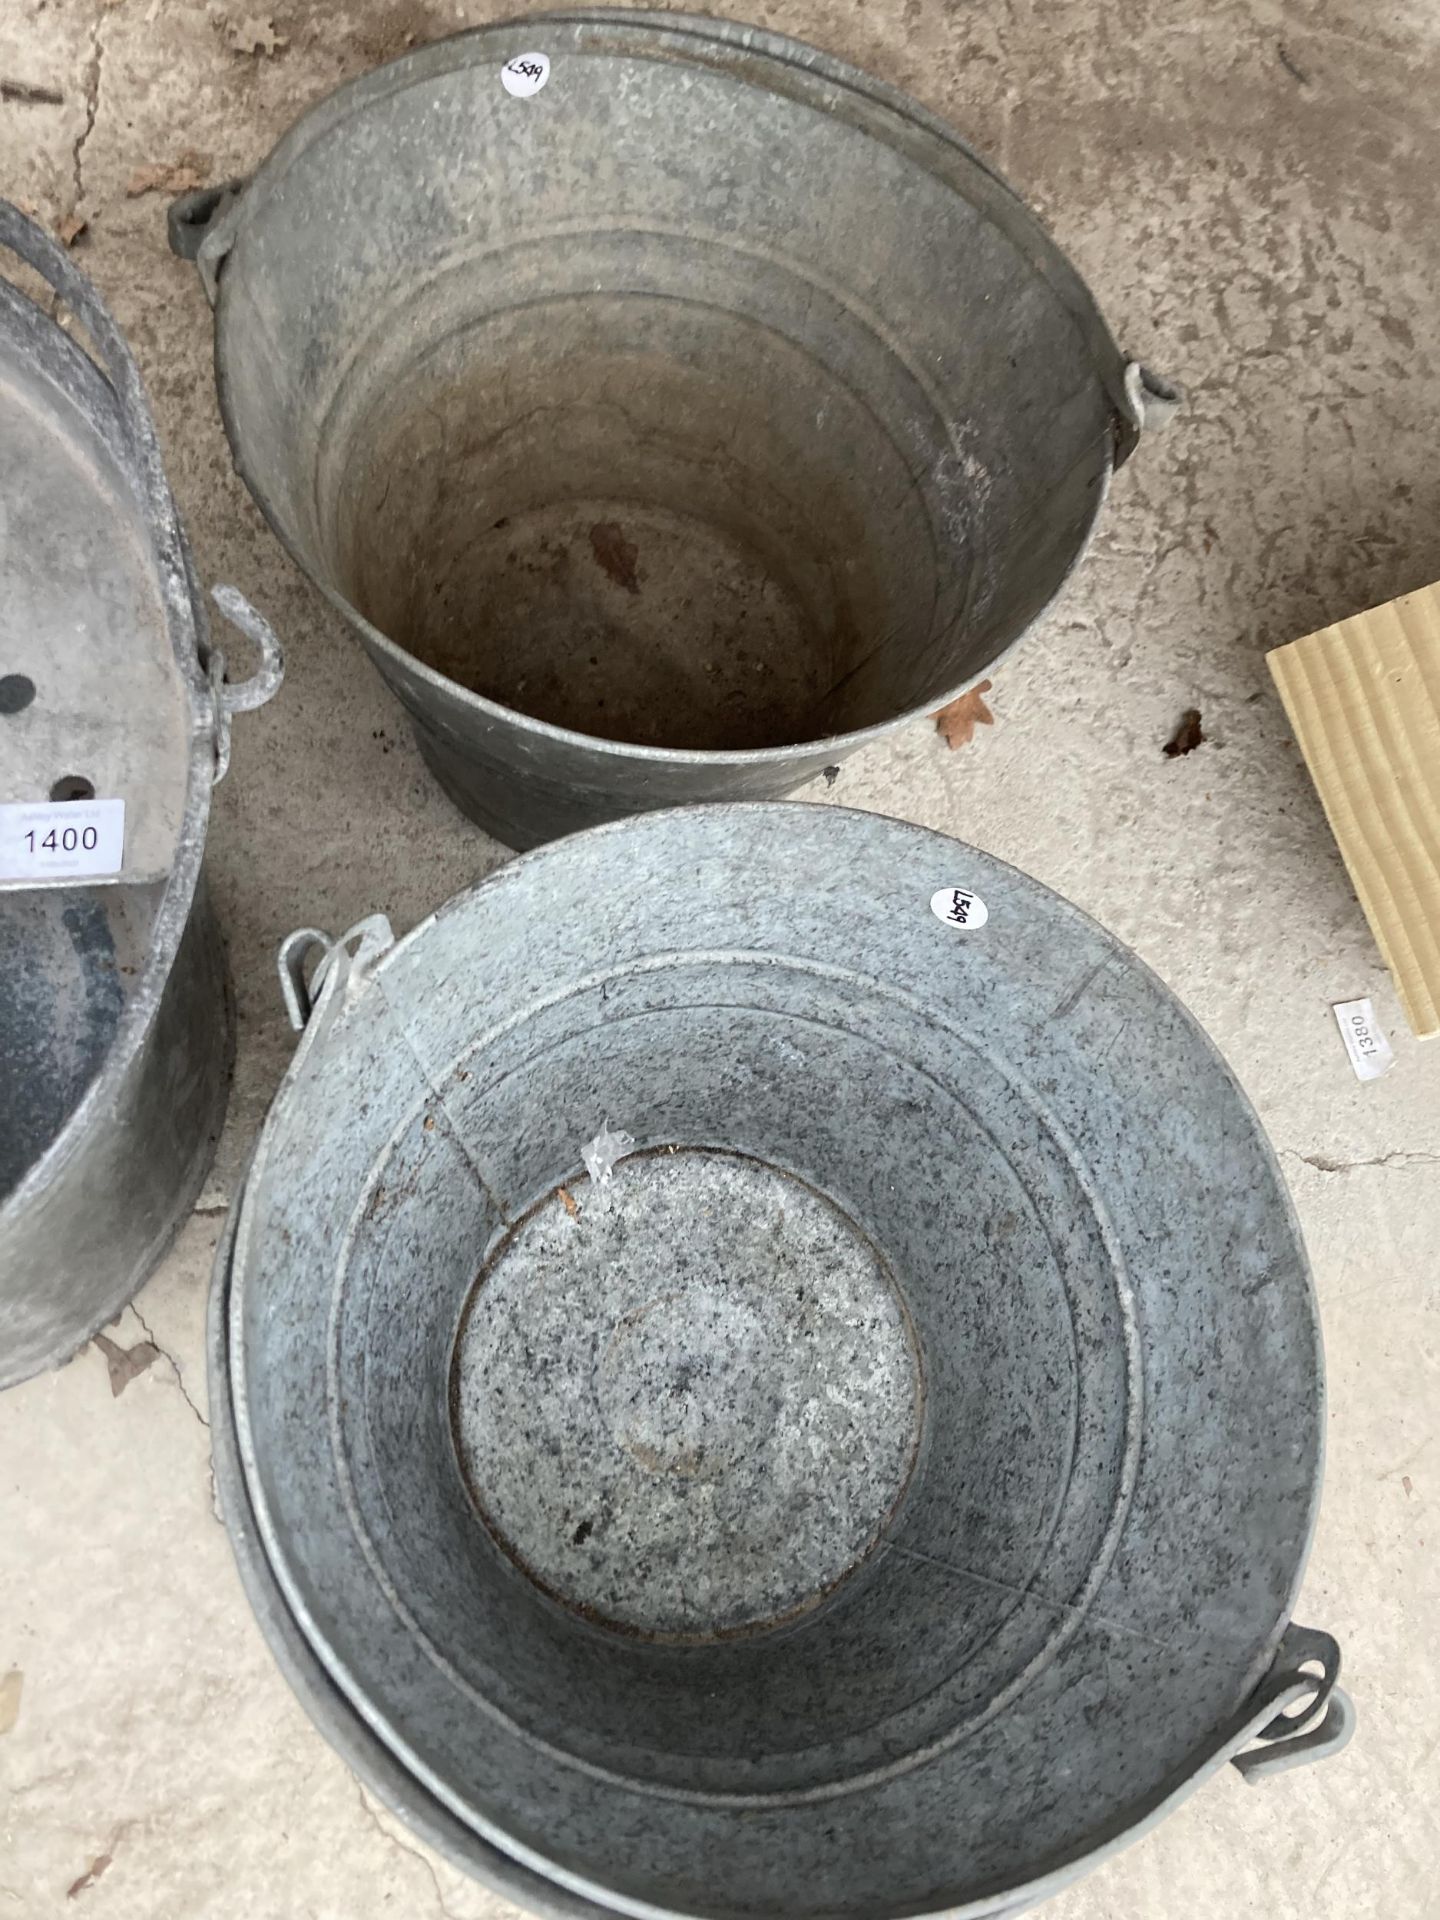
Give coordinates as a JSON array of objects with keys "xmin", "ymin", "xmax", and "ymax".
[
  {"xmin": 501, "ymin": 51, "xmax": 550, "ymax": 97},
  {"xmin": 930, "ymin": 887, "xmax": 989, "ymax": 930}
]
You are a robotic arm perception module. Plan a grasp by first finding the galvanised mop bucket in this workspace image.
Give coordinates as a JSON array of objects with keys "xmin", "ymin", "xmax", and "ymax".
[
  {"xmin": 174, "ymin": 11, "xmax": 1178, "ymax": 849},
  {"xmin": 216, "ymin": 804, "xmax": 1349, "ymax": 1919},
  {"xmin": 0, "ymin": 201, "xmax": 283, "ymax": 1389}
]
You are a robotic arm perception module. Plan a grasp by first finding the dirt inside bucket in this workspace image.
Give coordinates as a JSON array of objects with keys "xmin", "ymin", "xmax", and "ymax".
[
  {"xmin": 329, "ymin": 314, "xmax": 920, "ymax": 751},
  {"xmin": 378, "ymin": 497, "xmax": 831, "ymax": 753}
]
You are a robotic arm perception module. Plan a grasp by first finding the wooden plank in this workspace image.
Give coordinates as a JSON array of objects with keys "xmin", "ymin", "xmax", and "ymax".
[{"xmin": 1268, "ymin": 581, "xmax": 1440, "ymax": 1038}]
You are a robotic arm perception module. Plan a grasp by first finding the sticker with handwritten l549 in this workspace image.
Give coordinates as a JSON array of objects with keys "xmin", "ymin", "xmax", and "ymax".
[
  {"xmin": 501, "ymin": 52, "xmax": 550, "ymax": 96},
  {"xmin": 930, "ymin": 887, "xmax": 988, "ymax": 930}
]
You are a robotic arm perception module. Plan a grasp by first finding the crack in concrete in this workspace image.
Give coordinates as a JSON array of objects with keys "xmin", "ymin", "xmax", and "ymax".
[
  {"xmin": 353, "ymin": 1784, "xmax": 464, "ymax": 1920},
  {"xmin": 69, "ymin": 5, "xmax": 106, "ymax": 226},
  {"xmin": 127, "ymin": 1305, "xmax": 208, "ymax": 1428},
  {"xmin": 1289, "ymin": 1148, "xmax": 1440, "ymax": 1174},
  {"xmin": 6, "ymin": 1758, "xmax": 85, "ymax": 1802}
]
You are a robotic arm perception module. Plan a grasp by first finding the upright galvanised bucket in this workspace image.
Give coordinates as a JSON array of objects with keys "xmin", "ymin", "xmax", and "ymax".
[
  {"xmin": 175, "ymin": 11, "xmax": 1178, "ymax": 848},
  {"xmin": 216, "ymin": 805, "xmax": 1350, "ymax": 1919},
  {"xmin": 0, "ymin": 202, "xmax": 283, "ymax": 1390}
]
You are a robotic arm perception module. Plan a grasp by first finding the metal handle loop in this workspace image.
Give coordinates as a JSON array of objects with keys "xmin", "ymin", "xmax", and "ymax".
[
  {"xmin": 1122, "ymin": 361, "xmax": 1184, "ymax": 437},
  {"xmin": 167, "ymin": 180, "xmax": 247, "ymax": 264},
  {"xmin": 206, "ymin": 586, "xmax": 285, "ymax": 782},
  {"xmin": 1228, "ymin": 1622, "xmax": 1355, "ymax": 1783},
  {"xmin": 277, "ymin": 916, "xmax": 396, "ymax": 1036},
  {"xmin": 166, "ymin": 178, "xmax": 248, "ymax": 306},
  {"xmin": 277, "ymin": 928, "xmax": 335, "ymax": 1033}
]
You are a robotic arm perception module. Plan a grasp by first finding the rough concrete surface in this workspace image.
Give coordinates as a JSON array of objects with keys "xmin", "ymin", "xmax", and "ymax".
[{"xmin": 1, "ymin": 0, "xmax": 1438, "ymax": 1914}]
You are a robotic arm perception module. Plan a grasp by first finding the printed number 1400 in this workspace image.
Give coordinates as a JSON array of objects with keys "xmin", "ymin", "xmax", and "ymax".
[{"xmin": 26, "ymin": 824, "xmax": 99, "ymax": 855}]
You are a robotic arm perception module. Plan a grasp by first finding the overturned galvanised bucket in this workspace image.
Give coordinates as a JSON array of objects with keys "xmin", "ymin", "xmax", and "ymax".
[
  {"xmin": 218, "ymin": 804, "xmax": 1350, "ymax": 1919},
  {"xmin": 174, "ymin": 10, "xmax": 1178, "ymax": 849},
  {"xmin": 0, "ymin": 201, "xmax": 283, "ymax": 1391}
]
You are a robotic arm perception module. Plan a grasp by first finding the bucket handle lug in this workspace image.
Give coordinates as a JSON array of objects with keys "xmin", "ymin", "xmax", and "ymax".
[
  {"xmin": 278, "ymin": 915, "xmax": 396, "ymax": 1048},
  {"xmin": 167, "ymin": 178, "xmax": 248, "ymax": 304},
  {"xmin": 1233, "ymin": 1685, "xmax": 1356, "ymax": 1783},
  {"xmin": 1113, "ymin": 361, "xmax": 1184, "ymax": 465},
  {"xmin": 1229, "ymin": 1623, "xmax": 1355, "ymax": 1783},
  {"xmin": 278, "ymin": 928, "xmax": 336, "ymax": 1034},
  {"xmin": 205, "ymin": 585, "xmax": 285, "ymax": 783}
]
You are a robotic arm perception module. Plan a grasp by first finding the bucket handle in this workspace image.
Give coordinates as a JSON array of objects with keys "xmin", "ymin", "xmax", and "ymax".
[
  {"xmin": 1113, "ymin": 362, "xmax": 1184, "ymax": 464},
  {"xmin": 168, "ymin": 179, "xmax": 248, "ymax": 306},
  {"xmin": 204, "ymin": 586, "xmax": 286, "ymax": 783},
  {"xmin": 278, "ymin": 915, "xmax": 397, "ymax": 1061},
  {"xmin": 1227, "ymin": 1622, "xmax": 1354, "ymax": 1783}
]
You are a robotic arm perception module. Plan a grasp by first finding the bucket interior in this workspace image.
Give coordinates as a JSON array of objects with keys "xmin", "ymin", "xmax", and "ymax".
[
  {"xmin": 355, "ymin": 984, "xmax": 1132, "ymax": 1758},
  {"xmin": 0, "ymin": 886, "xmax": 156, "ymax": 1199},
  {"xmin": 331, "ymin": 286, "xmax": 935, "ymax": 752},
  {"xmin": 218, "ymin": 24, "xmax": 1116, "ymax": 753},
  {"xmin": 0, "ymin": 285, "xmax": 186, "ymax": 1202}
]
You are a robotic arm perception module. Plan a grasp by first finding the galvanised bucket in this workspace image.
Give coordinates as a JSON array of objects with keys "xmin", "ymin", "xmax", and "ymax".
[
  {"xmin": 216, "ymin": 804, "xmax": 1350, "ymax": 1919},
  {"xmin": 175, "ymin": 11, "xmax": 1178, "ymax": 848},
  {"xmin": 0, "ymin": 201, "xmax": 282, "ymax": 1389}
]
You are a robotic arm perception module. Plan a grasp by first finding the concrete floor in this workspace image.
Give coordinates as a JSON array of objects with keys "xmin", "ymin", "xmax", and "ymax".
[{"xmin": 2, "ymin": 0, "xmax": 1439, "ymax": 1913}]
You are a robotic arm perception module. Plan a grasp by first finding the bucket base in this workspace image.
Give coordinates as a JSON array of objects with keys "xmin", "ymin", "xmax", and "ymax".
[
  {"xmin": 450, "ymin": 1147, "xmax": 923, "ymax": 1640},
  {"xmin": 395, "ymin": 498, "xmax": 833, "ymax": 754}
]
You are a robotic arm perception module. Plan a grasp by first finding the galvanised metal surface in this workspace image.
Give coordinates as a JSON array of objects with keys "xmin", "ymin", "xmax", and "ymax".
[
  {"xmin": 0, "ymin": 200, "xmax": 283, "ymax": 1391},
  {"xmin": 177, "ymin": 10, "xmax": 1178, "ymax": 849},
  {"xmin": 221, "ymin": 803, "xmax": 1351, "ymax": 1919},
  {"xmin": 450, "ymin": 1148, "xmax": 925, "ymax": 1639},
  {"xmin": 209, "ymin": 1172, "xmax": 1351, "ymax": 1920},
  {"xmin": 207, "ymin": 1190, "xmax": 619, "ymax": 1920}
]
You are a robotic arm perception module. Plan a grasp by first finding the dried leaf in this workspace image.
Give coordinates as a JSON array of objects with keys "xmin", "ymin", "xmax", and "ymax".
[
  {"xmin": 1163, "ymin": 708, "xmax": 1205, "ymax": 758},
  {"xmin": 589, "ymin": 521, "xmax": 641, "ymax": 595},
  {"xmin": 225, "ymin": 15, "xmax": 287, "ymax": 55},
  {"xmin": 558, "ymin": 1186, "xmax": 579, "ymax": 1218},
  {"xmin": 92, "ymin": 1331, "xmax": 160, "ymax": 1397},
  {"xmin": 0, "ymin": 1669, "xmax": 22, "ymax": 1736},
  {"xmin": 934, "ymin": 680, "xmax": 995, "ymax": 750},
  {"xmin": 125, "ymin": 148, "xmax": 209, "ymax": 197},
  {"xmin": 57, "ymin": 212, "xmax": 88, "ymax": 247},
  {"xmin": 67, "ymin": 1852, "xmax": 113, "ymax": 1899}
]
